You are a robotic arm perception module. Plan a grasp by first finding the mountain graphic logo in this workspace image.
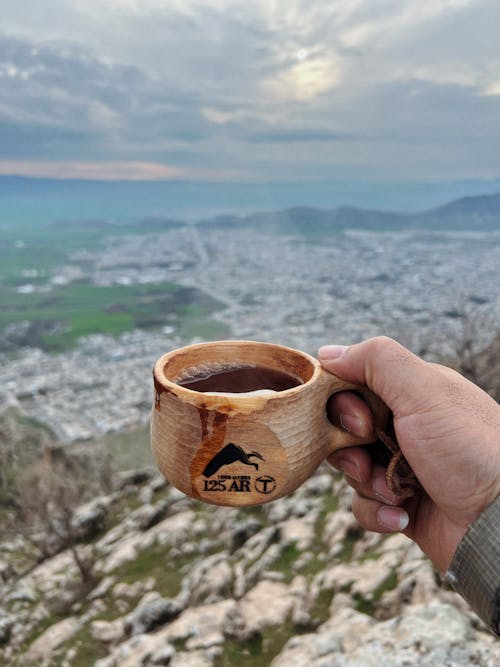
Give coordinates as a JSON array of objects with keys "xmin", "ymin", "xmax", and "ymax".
[{"xmin": 202, "ymin": 443, "xmax": 265, "ymax": 478}]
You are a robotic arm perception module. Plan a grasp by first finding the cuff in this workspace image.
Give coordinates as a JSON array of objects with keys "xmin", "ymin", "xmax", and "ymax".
[{"xmin": 446, "ymin": 495, "xmax": 500, "ymax": 636}]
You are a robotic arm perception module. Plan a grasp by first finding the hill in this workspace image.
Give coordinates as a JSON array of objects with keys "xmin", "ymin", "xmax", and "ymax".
[
  {"xmin": 204, "ymin": 192, "xmax": 500, "ymax": 233},
  {"xmin": 0, "ymin": 455, "xmax": 497, "ymax": 666}
]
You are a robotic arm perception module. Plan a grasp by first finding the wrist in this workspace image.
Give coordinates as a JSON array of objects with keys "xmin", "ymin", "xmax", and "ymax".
[{"xmin": 446, "ymin": 494, "xmax": 500, "ymax": 635}]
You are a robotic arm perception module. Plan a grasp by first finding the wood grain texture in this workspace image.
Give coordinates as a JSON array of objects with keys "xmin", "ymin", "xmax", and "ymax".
[{"xmin": 150, "ymin": 340, "xmax": 389, "ymax": 506}]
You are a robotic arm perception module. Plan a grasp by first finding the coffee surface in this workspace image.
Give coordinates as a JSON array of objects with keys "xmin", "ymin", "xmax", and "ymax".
[{"xmin": 177, "ymin": 364, "xmax": 302, "ymax": 393}]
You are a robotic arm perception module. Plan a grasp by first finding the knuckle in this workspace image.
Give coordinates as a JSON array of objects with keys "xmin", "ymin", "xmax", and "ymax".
[
  {"xmin": 368, "ymin": 336, "xmax": 419, "ymax": 372},
  {"xmin": 366, "ymin": 335, "xmax": 398, "ymax": 352},
  {"xmin": 367, "ymin": 336, "xmax": 406, "ymax": 358}
]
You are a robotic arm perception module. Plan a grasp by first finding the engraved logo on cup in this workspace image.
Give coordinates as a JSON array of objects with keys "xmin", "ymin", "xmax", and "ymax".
[
  {"xmin": 202, "ymin": 443, "xmax": 265, "ymax": 478},
  {"xmin": 254, "ymin": 475, "xmax": 277, "ymax": 495}
]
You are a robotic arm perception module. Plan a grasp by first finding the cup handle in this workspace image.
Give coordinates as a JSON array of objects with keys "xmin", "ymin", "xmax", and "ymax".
[{"xmin": 317, "ymin": 367, "xmax": 390, "ymax": 453}]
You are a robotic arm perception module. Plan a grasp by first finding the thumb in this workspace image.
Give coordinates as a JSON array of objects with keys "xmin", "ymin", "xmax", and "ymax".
[{"xmin": 318, "ymin": 336, "xmax": 431, "ymax": 418}]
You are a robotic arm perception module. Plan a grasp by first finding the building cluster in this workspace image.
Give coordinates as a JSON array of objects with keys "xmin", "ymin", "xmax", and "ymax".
[{"xmin": 1, "ymin": 224, "xmax": 499, "ymax": 442}]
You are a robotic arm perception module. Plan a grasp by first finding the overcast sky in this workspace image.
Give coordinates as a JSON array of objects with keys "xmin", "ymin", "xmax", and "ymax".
[{"xmin": 1, "ymin": 0, "xmax": 500, "ymax": 182}]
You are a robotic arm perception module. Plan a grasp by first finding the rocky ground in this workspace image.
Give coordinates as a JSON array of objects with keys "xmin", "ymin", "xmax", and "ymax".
[{"xmin": 0, "ymin": 465, "xmax": 498, "ymax": 667}]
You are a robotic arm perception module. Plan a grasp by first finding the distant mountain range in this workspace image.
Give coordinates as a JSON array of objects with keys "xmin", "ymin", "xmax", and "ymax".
[
  {"xmin": 1, "ymin": 174, "xmax": 499, "ymax": 234},
  {"xmin": 203, "ymin": 192, "xmax": 500, "ymax": 233},
  {"xmin": 42, "ymin": 192, "xmax": 500, "ymax": 234},
  {"xmin": 2, "ymin": 175, "xmax": 500, "ymax": 231}
]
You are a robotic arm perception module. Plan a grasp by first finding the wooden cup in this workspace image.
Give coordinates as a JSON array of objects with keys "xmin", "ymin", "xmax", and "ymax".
[{"xmin": 151, "ymin": 340, "xmax": 389, "ymax": 506}]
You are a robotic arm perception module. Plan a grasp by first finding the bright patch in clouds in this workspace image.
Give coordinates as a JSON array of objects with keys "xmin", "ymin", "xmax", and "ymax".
[
  {"xmin": 264, "ymin": 54, "xmax": 341, "ymax": 102},
  {"xmin": 483, "ymin": 82, "xmax": 500, "ymax": 96}
]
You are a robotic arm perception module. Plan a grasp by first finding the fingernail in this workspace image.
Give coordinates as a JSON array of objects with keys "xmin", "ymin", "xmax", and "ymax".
[
  {"xmin": 335, "ymin": 457, "xmax": 362, "ymax": 483},
  {"xmin": 373, "ymin": 475, "xmax": 397, "ymax": 505},
  {"xmin": 339, "ymin": 413, "xmax": 365, "ymax": 437},
  {"xmin": 318, "ymin": 345, "xmax": 349, "ymax": 360},
  {"xmin": 377, "ymin": 506, "xmax": 409, "ymax": 532}
]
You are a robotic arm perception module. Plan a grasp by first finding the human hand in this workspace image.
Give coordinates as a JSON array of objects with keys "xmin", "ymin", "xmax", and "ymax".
[{"xmin": 318, "ymin": 336, "xmax": 500, "ymax": 573}]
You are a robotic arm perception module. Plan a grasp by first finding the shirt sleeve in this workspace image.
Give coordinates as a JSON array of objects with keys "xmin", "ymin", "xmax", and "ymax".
[{"xmin": 446, "ymin": 494, "xmax": 500, "ymax": 637}]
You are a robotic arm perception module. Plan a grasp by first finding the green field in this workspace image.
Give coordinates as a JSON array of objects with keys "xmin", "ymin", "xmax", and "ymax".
[
  {"xmin": 0, "ymin": 281, "xmax": 228, "ymax": 351},
  {"xmin": 0, "ymin": 212, "xmax": 231, "ymax": 351}
]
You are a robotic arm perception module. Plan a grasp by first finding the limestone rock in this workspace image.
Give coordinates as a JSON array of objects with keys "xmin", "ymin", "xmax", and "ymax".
[
  {"xmin": 24, "ymin": 617, "xmax": 81, "ymax": 663},
  {"xmin": 113, "ymin": 580, "xmax": 149, "ymax": 599},
  {"xmin": 272, "ymin": 602, "xmax": 499, "ymax": 667},
  {"xmin": 129, "ymin": 500, "xmax": 169, "ymax": 531},
  {"xmin": 228, "ymin": 517, "xmax": 263, "ymax": 552},
  {"xmin": 169, "ymin": 649, "xmax": 219, "ymax": 667},
  {"xmin": 91, "ymin": 618, "xmax": 125, "ymax": 644},
  {"xmin": 101, "ymin": 510, "xmax": 195, "ymax": 573},
  {"xmin": 281, "ymin": 518, "xmax": 315, "ymax": 550},
  {"xmin": 5, "ymin": 584, "xmax": 37, "ymax": 605},
  {"xmin": 161, "ymin": 599, "xmax": 237, "ymax": 645},
  {"xmin": 2, "ymin": 464, "xmax": 498, "ymax": 667},
  {"xmin": 71, "ymin": 496, "xmax": 110, "ymax": 540},
  {"xmin": 0, "ymin": 610, "xmax": 14, "ymax": 644},
  {"xmin": 88, "ymin": 576, "xmax": 116, "ymax": 601},
  {"xmin": 231, "ymin": 580, "xmax": 298, "ymax": 639},
  {"xmin": 150, "ymin": 643, "xmax": 176, "ymax": 665},
  {"xmin": 116, "ymin": 468, "xmax": 155, "ymax": 490},
  {"xmin": 185, "ymin": 555, "xmax": 234, "ymax": 604},
  {"xmin": 100, "ymin": 600, "xmax": 236, "ymax": 667},
  {"xmin": 240, "ymin": 525, "xmax": 280, "ymax": 565},
  {"xmin": 324, "ymin": 509, "xmax": 363, "ymax": 553},
  {"xmin": 124, "ymin": 592, "xmax": 181, "ymax": 636}
]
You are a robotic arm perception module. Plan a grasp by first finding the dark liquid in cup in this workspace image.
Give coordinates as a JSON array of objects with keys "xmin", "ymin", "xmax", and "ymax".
[{"xmin": 178, "ymin": 365, "xmax": 302, "ymax": 393}]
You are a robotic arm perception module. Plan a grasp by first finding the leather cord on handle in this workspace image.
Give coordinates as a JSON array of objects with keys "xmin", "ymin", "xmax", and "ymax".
[{"xmin": 373, "ymin": 416, "xmax": 422, "ymax": 500}]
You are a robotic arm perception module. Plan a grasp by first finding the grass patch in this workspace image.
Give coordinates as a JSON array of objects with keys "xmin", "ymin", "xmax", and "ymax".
[
  {"xmin": 335, "ymin": 525, "xmax": 364, "ymax": 563},
  {"xmin": 353, "ymin": 569, "xmax": 399, "ymax": 616},
  {"xmin": 0, "ymin": 281, "xmax": 225, "ymax": 351},
  {"xmin": 12, "ymin": 606, "xmax": 68, "ymax": 664},
  {"xmin": 75, "ymin": 425, "xmax": 153, "ymax": 472},
  {"xmin": 315, "ymin": 490, "xmax": 339, "ymax": 538},
  {"xmin": 269, "ymin": 542, "xmax": 300, "ymax": 582},
  {"xmin": 176, "ymin": 303, "xmax": 230, "ymax": 341},
  {"xmin": 313, "ymin": 588, "xmax": 334, "ymax": 624},
  {"xmin": 109, "ymin": 540, "xmax": 208, "ymax": 601},
  {"xmin": 58, "ymin": 622, "xmax": 108, "ymax": 667},
  {"xmin": 216, "ymin": 622, "xmax": 300, "ymax": 667}
]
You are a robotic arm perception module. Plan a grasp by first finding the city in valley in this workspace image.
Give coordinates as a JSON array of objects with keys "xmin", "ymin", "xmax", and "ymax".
[{"xmin": 1, "ymin": 224, "xmax": 499, "ymax": 443}]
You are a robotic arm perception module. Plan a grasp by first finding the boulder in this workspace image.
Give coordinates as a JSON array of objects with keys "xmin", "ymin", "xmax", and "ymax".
[
  {"xmin": 240, "ymin": 525, "xmax": 280, "ymax": 565},
  {"xmin": 324, "ymin": 509, "xmax": 362, "ymax": 552},
  {"xmin": 185, "ymin": 555, "xmax": 234, "ymax": 604},
  {"xmin": 113, "ymin": 580, "xmax": 150, "ymax": 599},
  {"xmin": 24, "ymin": 617, "xmax": 81, "ymax": 663},
  {"xmin": 115, "ymin": 468, "xmax": 155, "ymax": 490},
  {"xmin": 101, "ymin": 510, "xmax": 195, "ymax": 573},
  {"xmin": 124, "ymin": 592, "xmax": 181, "ymax": 636},
  {"xmin": 71, "ymin": 497, "xmax": 111, "ymax": 540},
  {"xmin": 100, "ymin": 600, "xmax": 236, "ymax": 667},
  {"xmin": 130, "ymin": 500, "xmax": 169, "ymax": 531},
  {"xmin": 170, "ymin": 649, "xmax": 218, "ymax": 667},
  {"xmin": 228, "ymin": 518, "xmax": 263, "ymax": 552},
  {"xmin": 150, "ymin": 643, "xmax": 176, "ymax": 665},
  {"xmin": 281, "ymin": 518, "xmax": 315, "ymax": 550},
  {"xmin": 91, "ymin": 618, "xmax": 125, "ymax": 644},
  {"xmin": 228, "ymin": 580, "xmax": 297, "ymax": 640},
  {"xmin": 88, "ymin": 576, "xmax": 116, "ymax": 601},
  {"xmin": 0, "ymin": 610, "xmax": 14, "ymax": 645},
  {"xmin": 271, "ymin": 602, "xmax": 498, "ymax": 667}
]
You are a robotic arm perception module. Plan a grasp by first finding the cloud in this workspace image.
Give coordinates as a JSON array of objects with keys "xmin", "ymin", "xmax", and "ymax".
[
  {"xmin": 0, "ymin": 160, "xmax": 184, "ymax": 180},
  {"xmin": 0, "ymin": 0, "xmax": 499, "ymax": 181},
  {"xmin": 245, "ymin": 128, "xmax": 350, "ymax": 143},
  {"xmin": 0, "ymin": 159, "xmax": 244, "ymax": 181},
  {"xmin": 261, "ymin": 53, "xmax": 341, "ymax": 102}
]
